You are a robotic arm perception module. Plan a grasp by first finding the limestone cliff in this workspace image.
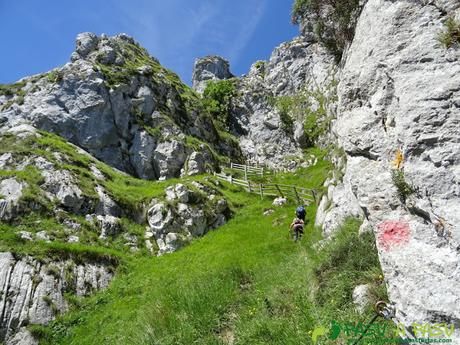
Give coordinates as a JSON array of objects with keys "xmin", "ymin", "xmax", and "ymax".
[
  {"xmin": 309, "ymin": 0, "xmax": 460, "ymax": 340},
  {"xmin": 0, "ymin": 33, "xmax": 240, "ymax": 181}
]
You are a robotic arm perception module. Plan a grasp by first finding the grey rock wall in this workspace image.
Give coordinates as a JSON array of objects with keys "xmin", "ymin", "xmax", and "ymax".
[
  {"xmin": 319, "ymin": 0, "xmax": 460, "ymax": 340},
  {"xmin": 0, "ymin": 34, "xmax": 221, "ymax": 181},
  {"xmin": 230, "ymin": 36, "xmax": 337, "ymax": 169},
  {"xmin": 0, "ymin": 252, "xmax": 113, "ymax": 344}
]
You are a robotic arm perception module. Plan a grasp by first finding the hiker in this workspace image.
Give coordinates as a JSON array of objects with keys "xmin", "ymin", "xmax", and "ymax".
[{"xmin": 289, "ymin": 206, "xmax": 306, "ymax": 242}]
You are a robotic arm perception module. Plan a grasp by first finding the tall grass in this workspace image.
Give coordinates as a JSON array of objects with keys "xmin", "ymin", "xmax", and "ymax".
[{"xmin": 33, "ymin": 151, "xmax": 387, "ymax": 345}]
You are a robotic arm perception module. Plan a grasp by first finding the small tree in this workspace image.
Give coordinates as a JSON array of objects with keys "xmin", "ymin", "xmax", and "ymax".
[{"xmin": 202, "ymin": 79, "xmax": 236, "ymax": 130}]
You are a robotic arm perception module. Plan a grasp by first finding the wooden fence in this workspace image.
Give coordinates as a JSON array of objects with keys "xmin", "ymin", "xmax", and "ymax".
[
  {"xmin": 229, "ymin": 162, "xmax": 266, "ymax": 179},
  {"xmin": 214, "ymin": 172, "xmax": 317, "ymax": 205}
]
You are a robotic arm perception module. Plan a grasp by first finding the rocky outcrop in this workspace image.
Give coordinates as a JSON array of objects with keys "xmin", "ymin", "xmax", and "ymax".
[
  {"xmin": 0, "ymin": 33, "xmax": 226, "ymax": 181},
  {"xmin": 192, "ymin": 56, "xmax": 234, "ymax": 93},
  {"xmin": 0, "ymin": 178, "xmax": 25, "ymax": 221},
  {"xmin": 0, "ymin": 252, "xmax": 113, "ymax": 344},
  {"xmin": 227, "ymin": 36, "xmax": 337, "ymax": 169},
  {"xmin": 318, "ymin": 0, "xmax": 460, "ymax": 340},
  {"xmin": 352, "ymin": 284, "xmax": 372, "ymax": 315},
  {"xmin": 147, "ymin": 182, "xmax": 230, "ymax": 255}
]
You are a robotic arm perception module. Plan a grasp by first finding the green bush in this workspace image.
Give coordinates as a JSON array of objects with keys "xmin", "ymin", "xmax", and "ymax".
[
  {"xmin": 0, "ymin": 81, "xmax": 26, "ymax": 97},
  {"xmin": 202, "ymin": 79, "xmax": 237, "ymax": 131},
  {"xmin": 276, "ymin": 96, "xmax": 295, "ymax": 134},
  {"xmin": 438, "ymin": 17, "xmax": 460, "ymax": 48},
  {"xmin": 391, "ymin": 169, "xmax": 416, "ymax": 203},
  {"xmin": 303, "ymin": 91, "xmax": 332, "ymax": 146},
  {"xmin": 47, "ymin": 70, "xmax": 63, "ymax": 83}
]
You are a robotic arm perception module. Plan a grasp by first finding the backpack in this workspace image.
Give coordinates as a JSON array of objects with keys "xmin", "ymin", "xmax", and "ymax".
[
  {"xmin": 296, "ymin": 206, "xmax": 306, "ymax": 220},
  {"xmin": 292, "ymin": 218, "xmax": 304, "ymax": 233}
]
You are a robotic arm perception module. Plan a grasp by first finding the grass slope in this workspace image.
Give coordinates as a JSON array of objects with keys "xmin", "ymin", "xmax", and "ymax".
[{"xmin": 33, "ymin": 152, "xmax": 388, "ymax": 345}]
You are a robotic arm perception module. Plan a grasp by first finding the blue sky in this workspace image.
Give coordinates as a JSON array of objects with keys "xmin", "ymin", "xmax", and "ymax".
[{"xmin": 0, "ymin": 0, "xmax": 299, "ymax": 85}]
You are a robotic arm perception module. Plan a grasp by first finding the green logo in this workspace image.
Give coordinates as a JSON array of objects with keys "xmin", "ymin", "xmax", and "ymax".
[
  {"xmin": 311, "ymin": 326, "xmax": 328, "ymax": 343},
  {"xmin": 312, "ymin": 320, "xmax": 454, "ymax": 344},
  {"xmin": 311, "ymin": 321, "xmax": 342, "ymax": 343}
]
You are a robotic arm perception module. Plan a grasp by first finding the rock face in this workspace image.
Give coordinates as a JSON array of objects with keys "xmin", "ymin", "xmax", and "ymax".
[
  {"xmin": 228, "ymin": 37, "xmax": 337, "ymax": 169},
  {"xmin": 192, "ymin": 56, "xmax": 234, "ymax": 93},
  {"xmin": 0, "ymin": 33, "xmax": 225, "ymax": 181},
  {"xmin": 0, "ymin": 252, "xmax": 113, "ymax": 344},
  {"xmin": 147, "ymin": 182, "xmax": 230, "ymax": 255},
  {"xmin": 318, "ymin": 0, "xmax": 460, "ymax": 340}
]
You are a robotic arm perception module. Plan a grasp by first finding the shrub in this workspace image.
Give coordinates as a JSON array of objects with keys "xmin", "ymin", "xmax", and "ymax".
[
  {"xmin": 46, "ymin": 264, "xmax": 61, "ymax": 278},
  {"xmin": 303, "ymin": 92, "xmax": 330, "ymax": 146},
  {"xmin": 276, "ymin": 96, "xmax": 295, "ymax": 134},
  {"xmin": 202, "ymin": 79, "xmax": 237, "ymax": 131},
  {"xmin": 391, "ymin": 169, "xmax": 416, "ymax": 203},
  {"xmin": 438, "ymin": 17, "xmax": 460, "ymax": 48},
  {"xmin": 47, "ymin": 70, "xmax": 63, "ymax": 83}
]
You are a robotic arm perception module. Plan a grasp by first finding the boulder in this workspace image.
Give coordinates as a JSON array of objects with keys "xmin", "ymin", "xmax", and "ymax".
[
  {"xmin": 35, "ymin": 231, "xmax": 50, "ymax": 242},
  {"xmin": 95, "ymin": 185, "xmax": 121, "ymax": 217},
  {"xmin": 96, "ymin": 215, "xmax": 122, "ymax": 239},
  {"xmin": 0, "ymin": 178, "xmax": 24, "ymax": 221},
  {"xmin": 147, "ymin": 201, "xmax": 173, "ymax": 233},
  {"xmin": 174, "ymin": 184, "xmax": 189, "ymax": 203},
  {"xmin": 147, "ymin": 184, "xmax": 230, "ymax": 255},
  {"xmin": 183, "ymin": 151, "xmax": 206, "ymax": 176},
  {"xmin": 41, "ymin": 170, "xmax": 84, "ymax": 212},
  {"xmin": 67, "ymin": 235, "xmax": 79, "ymax": 243},
  {"xmin": 153, "ymin": 140, "xmax": 186, "ymax": 180},
  {"xmin": 352, "ymin": 284, "xmax": 372, "ymax": 314},
  {"xmin": 6, "ymin": 328, "xmax": 38, "ymax": 345},
  {"xmin": 272, "ymin": 197, "xmax": 287, "ymax": 207}
]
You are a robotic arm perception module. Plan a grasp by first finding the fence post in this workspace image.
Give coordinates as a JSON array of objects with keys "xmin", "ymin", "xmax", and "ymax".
[
  {"xmin": 230, "ymin": 162, "xmax": 233, "ymax": 170},
  {"xmin": 248, "ymin": 181, "xmax": 252, "ymax": 193},
  {"xmin": 293, "ymin": 186, "xmax": 300, "ymax": 204},
  {"xmin": 261, "ymin": 167, "xmax": 264, "ymax": 177},
  {"xmin": 244, "ymin": 165, "xmax": 248, "ymax": 181},
  {"xmin": 259, "ymin": 184, "xmax": 263, "ymax": 199},
  {"xmin": 229, "ymin": 175, "xmax": 233, "ymax": 184},
  {"xmin": 275, "ymin": 184, "xmax": 284, "ymax": 198}
]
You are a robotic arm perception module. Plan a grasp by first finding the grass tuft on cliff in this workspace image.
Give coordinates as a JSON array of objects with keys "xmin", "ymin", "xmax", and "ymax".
[{"xmin": 438, "ymin": 16, "xmax": 460, "ymax": 48}]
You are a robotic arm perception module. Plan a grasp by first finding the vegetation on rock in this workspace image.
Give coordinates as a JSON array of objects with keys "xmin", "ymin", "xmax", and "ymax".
[
  {"xmin": 202, "ymin": 79, "xmax": 237, "ymax": 131},
  {"xmin": 391, "ymin": 169, "xmax": 417, "ymax": 203},
  {"xmin": 438, "ymin": 16, "xmax": 460, "ymax": 48},
  {"xmin": 292, "ymin": 0, "xmax": 362, "ymax": 60}
]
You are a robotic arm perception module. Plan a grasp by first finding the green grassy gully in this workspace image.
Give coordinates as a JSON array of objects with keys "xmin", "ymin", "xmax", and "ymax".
[{"xmin": 32, "ymin": 150, "xmax": 387, "ymax": 345}]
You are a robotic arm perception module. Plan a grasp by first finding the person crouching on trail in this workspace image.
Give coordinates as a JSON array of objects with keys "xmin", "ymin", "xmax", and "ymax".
[{"xmin": 290, "ymin": 206, "xmax": 306, "ymax": 242}]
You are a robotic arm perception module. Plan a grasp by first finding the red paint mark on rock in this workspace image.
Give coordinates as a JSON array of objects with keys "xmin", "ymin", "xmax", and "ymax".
[{"xmin": 377, "ymin": 220, "xmax": 411, "ymax": 252}]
